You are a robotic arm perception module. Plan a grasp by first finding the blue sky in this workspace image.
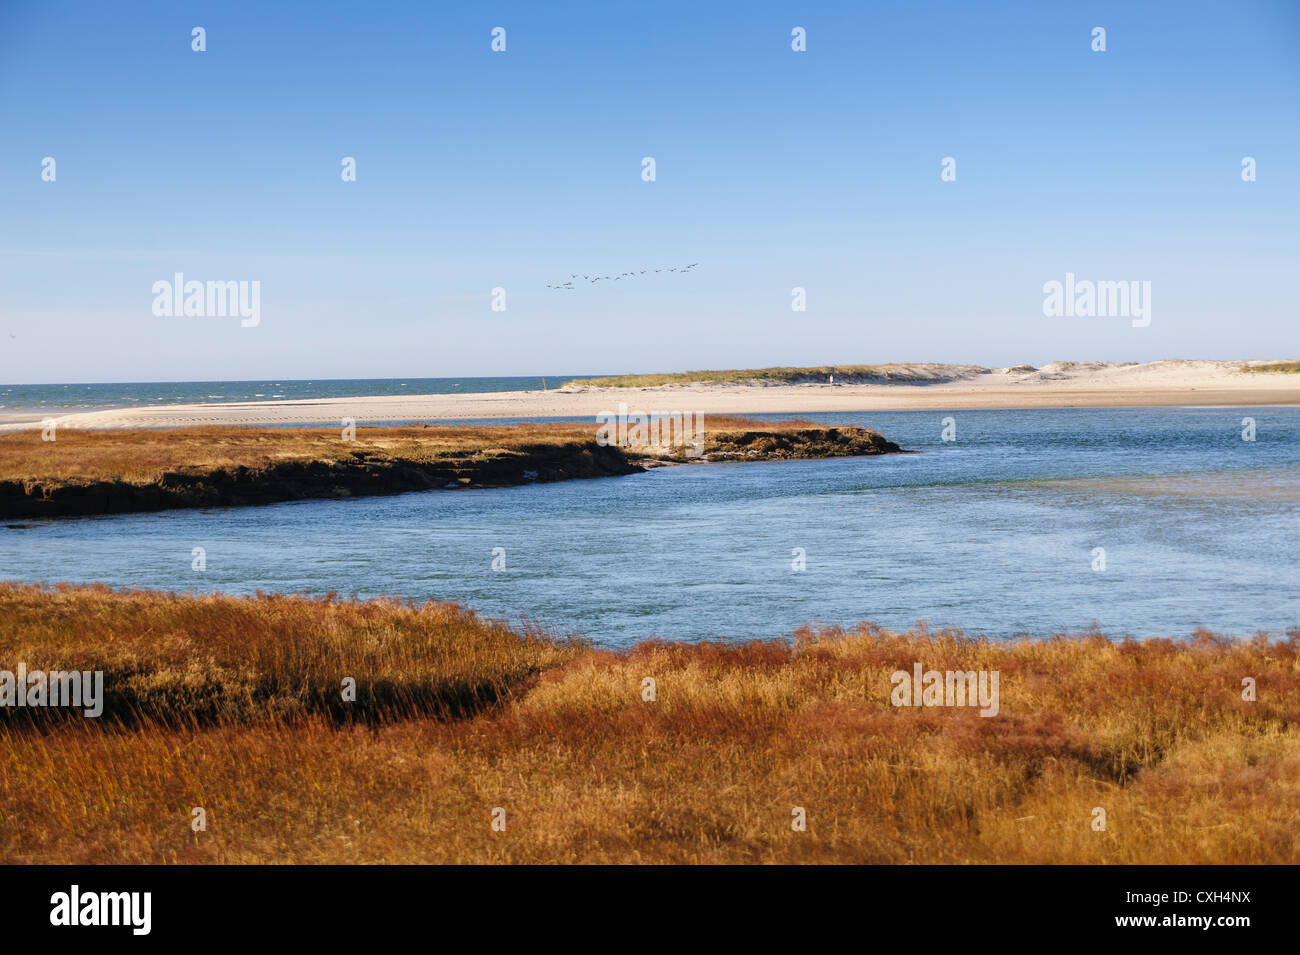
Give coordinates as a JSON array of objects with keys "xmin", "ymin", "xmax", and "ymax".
[{"xmin": 1, "ymin": 0, "xmax": 1297, "ymax": 383}]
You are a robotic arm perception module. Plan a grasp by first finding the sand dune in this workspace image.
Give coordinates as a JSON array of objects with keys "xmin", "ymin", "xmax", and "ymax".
[{"xmin": 3, "ymin": 360, "xmax": 1296, "ymax": 431}]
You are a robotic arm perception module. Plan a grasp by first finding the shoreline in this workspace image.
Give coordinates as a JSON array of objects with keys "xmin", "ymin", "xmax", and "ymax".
[
  {"xmin": 4, "ymin": 387, "xmax": 1295, "ymax": 431},
  {"xmin": 3, "ymin": 360, "xmax": 1297, "ymax": 430}
]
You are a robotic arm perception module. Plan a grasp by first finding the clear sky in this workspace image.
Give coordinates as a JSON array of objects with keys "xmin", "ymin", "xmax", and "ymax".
[{"xmin": 2, "ymin": 0, "xmax": 1297, "ymax": 383}]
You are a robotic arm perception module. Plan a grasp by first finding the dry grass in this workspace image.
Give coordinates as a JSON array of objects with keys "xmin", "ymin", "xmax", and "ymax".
[{"xmin": 1, "ymin": 586, "xmax": 1296, "ymax": 864}]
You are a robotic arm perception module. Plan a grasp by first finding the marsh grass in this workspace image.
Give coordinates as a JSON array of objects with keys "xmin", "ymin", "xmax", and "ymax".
[
  {"xmin": 0, "ymin": 583, "xmax": 579, "ymax": 725},
  {"xmin": 0, "ymin": 418, "xmax": 856, "ymax": 487},
  {"xmin": 0, "ymin": 423, "xmax": 608, "ymax": 486},
  {"xmin": 0, "ymin": 588, "xmax": 1295, "ymax": 863}
]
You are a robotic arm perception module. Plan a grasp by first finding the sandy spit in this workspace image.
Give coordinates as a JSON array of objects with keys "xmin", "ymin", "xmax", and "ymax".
[{"xmin": 3, "ymin": 360, "xmax": 1297, "ymax": 431}]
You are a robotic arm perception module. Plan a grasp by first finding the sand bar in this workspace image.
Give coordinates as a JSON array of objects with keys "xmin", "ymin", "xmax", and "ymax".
[{"xmin": 4, "ymin": 360, "xmax": 1297, "ymax": 431}]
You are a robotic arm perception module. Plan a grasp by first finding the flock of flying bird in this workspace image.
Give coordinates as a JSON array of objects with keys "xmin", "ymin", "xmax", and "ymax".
[{"xmin": 546, "ymin": 263, "xmax": 699, "ymax": 290}]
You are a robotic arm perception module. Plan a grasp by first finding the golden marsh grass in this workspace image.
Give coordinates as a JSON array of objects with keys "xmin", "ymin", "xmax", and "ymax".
[{"xmin": 0, "ymin": 585, "xmax": 1295, "ymax": 863}]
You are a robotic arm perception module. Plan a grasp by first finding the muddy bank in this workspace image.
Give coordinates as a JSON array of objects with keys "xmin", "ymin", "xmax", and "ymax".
[
  {"xmin": 1, "ymin": 442, "xmax": 639, "ymax": 519},
  {"xmin": 0, "ymin": 426, "xmax": 903, "ymax": 519}
]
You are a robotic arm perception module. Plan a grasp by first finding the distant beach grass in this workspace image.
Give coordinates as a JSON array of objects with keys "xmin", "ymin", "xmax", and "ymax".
[
  {"xmin": 563, "ymin": 364, "xmax": 982, "ymax": 388},
  {"xmin": 1, "ymin": 584, "xmax": 1295, "ymax": 864},
  {"xmin": 1240, "ymin": 361, "xmax": 1300, "ymax": 374}
]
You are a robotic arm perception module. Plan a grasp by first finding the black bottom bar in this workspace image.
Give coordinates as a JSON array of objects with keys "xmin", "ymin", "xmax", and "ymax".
[{"xmin": 1, "ymin": 864, "xmax": 1279, "ymax": 941}]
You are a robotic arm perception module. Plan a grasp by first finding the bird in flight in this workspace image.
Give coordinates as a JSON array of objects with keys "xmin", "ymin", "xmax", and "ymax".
[{"xmin": 547, "ymin": 264, "xmax": 701, "ymax": 289}]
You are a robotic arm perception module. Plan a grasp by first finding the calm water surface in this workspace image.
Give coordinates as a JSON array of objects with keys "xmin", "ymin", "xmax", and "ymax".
[{"xmin": 3, "ymin": 408, "xmax": 1296, "ymax": 646}]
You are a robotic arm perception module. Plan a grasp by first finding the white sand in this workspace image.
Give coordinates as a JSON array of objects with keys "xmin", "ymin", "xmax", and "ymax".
[{"xmin": 4, "ymin": 360, "xmax": 1296, "ymax": 431}]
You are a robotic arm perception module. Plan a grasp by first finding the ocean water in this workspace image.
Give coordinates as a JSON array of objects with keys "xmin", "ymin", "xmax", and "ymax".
[
  {"xmin": 0, "ymin": 376, "xmax": 595, "ymax": 413},
  {"xmin": 2, "ymin": 407, "xmax": 1296, "ymax": 646}
]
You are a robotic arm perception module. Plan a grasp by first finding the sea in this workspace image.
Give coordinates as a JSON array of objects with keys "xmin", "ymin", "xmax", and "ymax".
[{"xmin": 0, "ymin": 376, "xmax": 579, "ymax": 414}]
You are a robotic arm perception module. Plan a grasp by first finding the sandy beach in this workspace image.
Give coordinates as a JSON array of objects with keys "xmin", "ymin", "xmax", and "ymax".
[{"xmin": 4, "ymin": 360, "xmax": 1296, "ymax": 431}]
